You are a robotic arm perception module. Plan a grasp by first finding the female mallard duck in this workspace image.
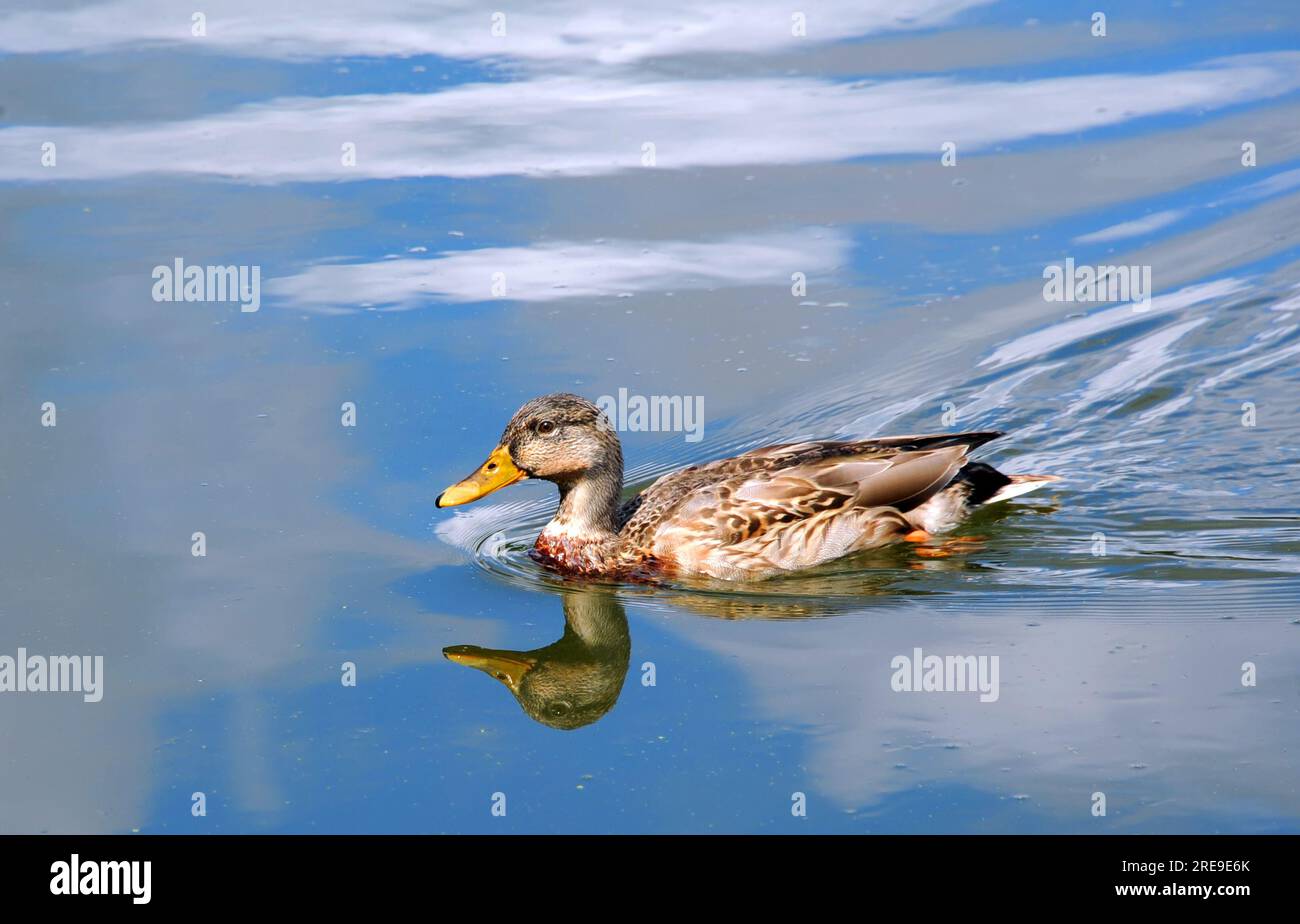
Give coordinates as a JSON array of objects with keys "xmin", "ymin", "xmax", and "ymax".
[{"xmin": 436, "ymin": 394, "xmax": 1057, "ymax": 580}]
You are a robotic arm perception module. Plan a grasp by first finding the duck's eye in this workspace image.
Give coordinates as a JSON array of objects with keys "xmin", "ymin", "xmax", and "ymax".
[{"xmin": 536, "ymin": 420, "xmax": 557, "ymax": 436}]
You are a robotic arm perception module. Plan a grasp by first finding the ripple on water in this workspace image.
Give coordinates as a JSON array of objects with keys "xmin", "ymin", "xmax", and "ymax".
[{"xmin": 435, "ymin": 282, "xmax": 1300, "ymax": 620}]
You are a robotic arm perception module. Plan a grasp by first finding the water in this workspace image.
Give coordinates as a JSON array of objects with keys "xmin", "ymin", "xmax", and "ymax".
[{"xmin": 2, "ymin": 0, "xmax": 1299, "ymax": 833}]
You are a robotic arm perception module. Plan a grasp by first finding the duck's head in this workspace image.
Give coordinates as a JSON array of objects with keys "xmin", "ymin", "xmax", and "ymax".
[
  {"xmin": 436, "ymin": 393, "xmax": 622, "ymax": 508},
  {"xmin": 442, "ymin": 644, "xmax": 628, "ymax": 730},
  {"xmin": 443, "ymin": 589, "xmax": 632, "ymax": 730}
]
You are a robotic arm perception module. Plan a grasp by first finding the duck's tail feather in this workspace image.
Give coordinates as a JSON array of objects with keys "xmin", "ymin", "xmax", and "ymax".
[
  {"xmin": 982, "ymin": 473, "xmax": 1061, "ymax": 505},
  {"xmin": 903, "ymin": 464, "xmax": 1059, "ymax": 533},
  {"xmin": 951, "ymin": 462, "xmax": 1059, "ymax": 506}
]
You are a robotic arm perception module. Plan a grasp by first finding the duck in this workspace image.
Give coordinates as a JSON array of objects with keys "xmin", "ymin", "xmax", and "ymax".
[{"xmin": 436, "ymin": 393, "xmax": 1058, "ymax": 580}]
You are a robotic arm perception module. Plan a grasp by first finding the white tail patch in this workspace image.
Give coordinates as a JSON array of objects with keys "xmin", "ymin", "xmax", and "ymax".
[{"xmin": 983, "ymin": 474, "xmax": 1060, "ymax": 505}]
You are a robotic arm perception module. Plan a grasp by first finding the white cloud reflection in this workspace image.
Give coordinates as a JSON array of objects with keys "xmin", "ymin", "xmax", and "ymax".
[
  {"xmin": 660, "ymin": 594, "xmax": 1300, "ymax": 824},
  {"xmin": 0, "ymin": 0, "xmax": 990, "ymax": 62},
  {"xmin": 266, "ymin": 230, "xmax": 851, "ymax": 311},
  {"xmin": 1073, "ymin": 209, "xmax": 1186, "ymax": 244},
  {"xmin": 2, "ymin": 53, "xmax": 1297, "ymax": 182}
]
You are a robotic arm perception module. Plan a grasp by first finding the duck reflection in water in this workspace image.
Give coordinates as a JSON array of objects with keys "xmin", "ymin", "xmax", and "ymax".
[
  {"xmin": 442, "ymin": 511, "xmax": 1068, "ymax": 730},
  {"xmin": 444, "ymin": 586, "xmax": 631, "ymax": 730}
]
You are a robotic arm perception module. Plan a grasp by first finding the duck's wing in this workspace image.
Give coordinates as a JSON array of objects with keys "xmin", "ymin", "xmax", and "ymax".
[
  {"xmin": 734, "ymin": 431, "xmax": 1003, "ymax": 458},
  {"xmin": 618, "ymin": 432, "xmax": 1001, "ymax": 578}
]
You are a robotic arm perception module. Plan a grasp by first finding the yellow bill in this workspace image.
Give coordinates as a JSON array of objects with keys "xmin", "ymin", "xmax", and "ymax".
[
  {"xmin": 436, "ymin": 445, "xmax": 526, "ymax": 507},
  {"xmin": 443, "ymin": 647, "xmax": 537, "ymax": 691}
]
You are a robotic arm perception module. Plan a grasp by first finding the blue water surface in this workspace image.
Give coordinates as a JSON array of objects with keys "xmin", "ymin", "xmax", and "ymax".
[{"xmin": 2, "ymin": 0, "xmax": 1299, "ymax": 834}]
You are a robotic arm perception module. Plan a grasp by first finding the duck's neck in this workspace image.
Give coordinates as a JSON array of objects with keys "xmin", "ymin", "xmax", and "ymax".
[
  {"xmin": 561, "ymin": 590, "xmax": 631, "ymax": 652},
  {"xmin": 548, "ymin": 462, "xmax": 624, "ymax": 541}
]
